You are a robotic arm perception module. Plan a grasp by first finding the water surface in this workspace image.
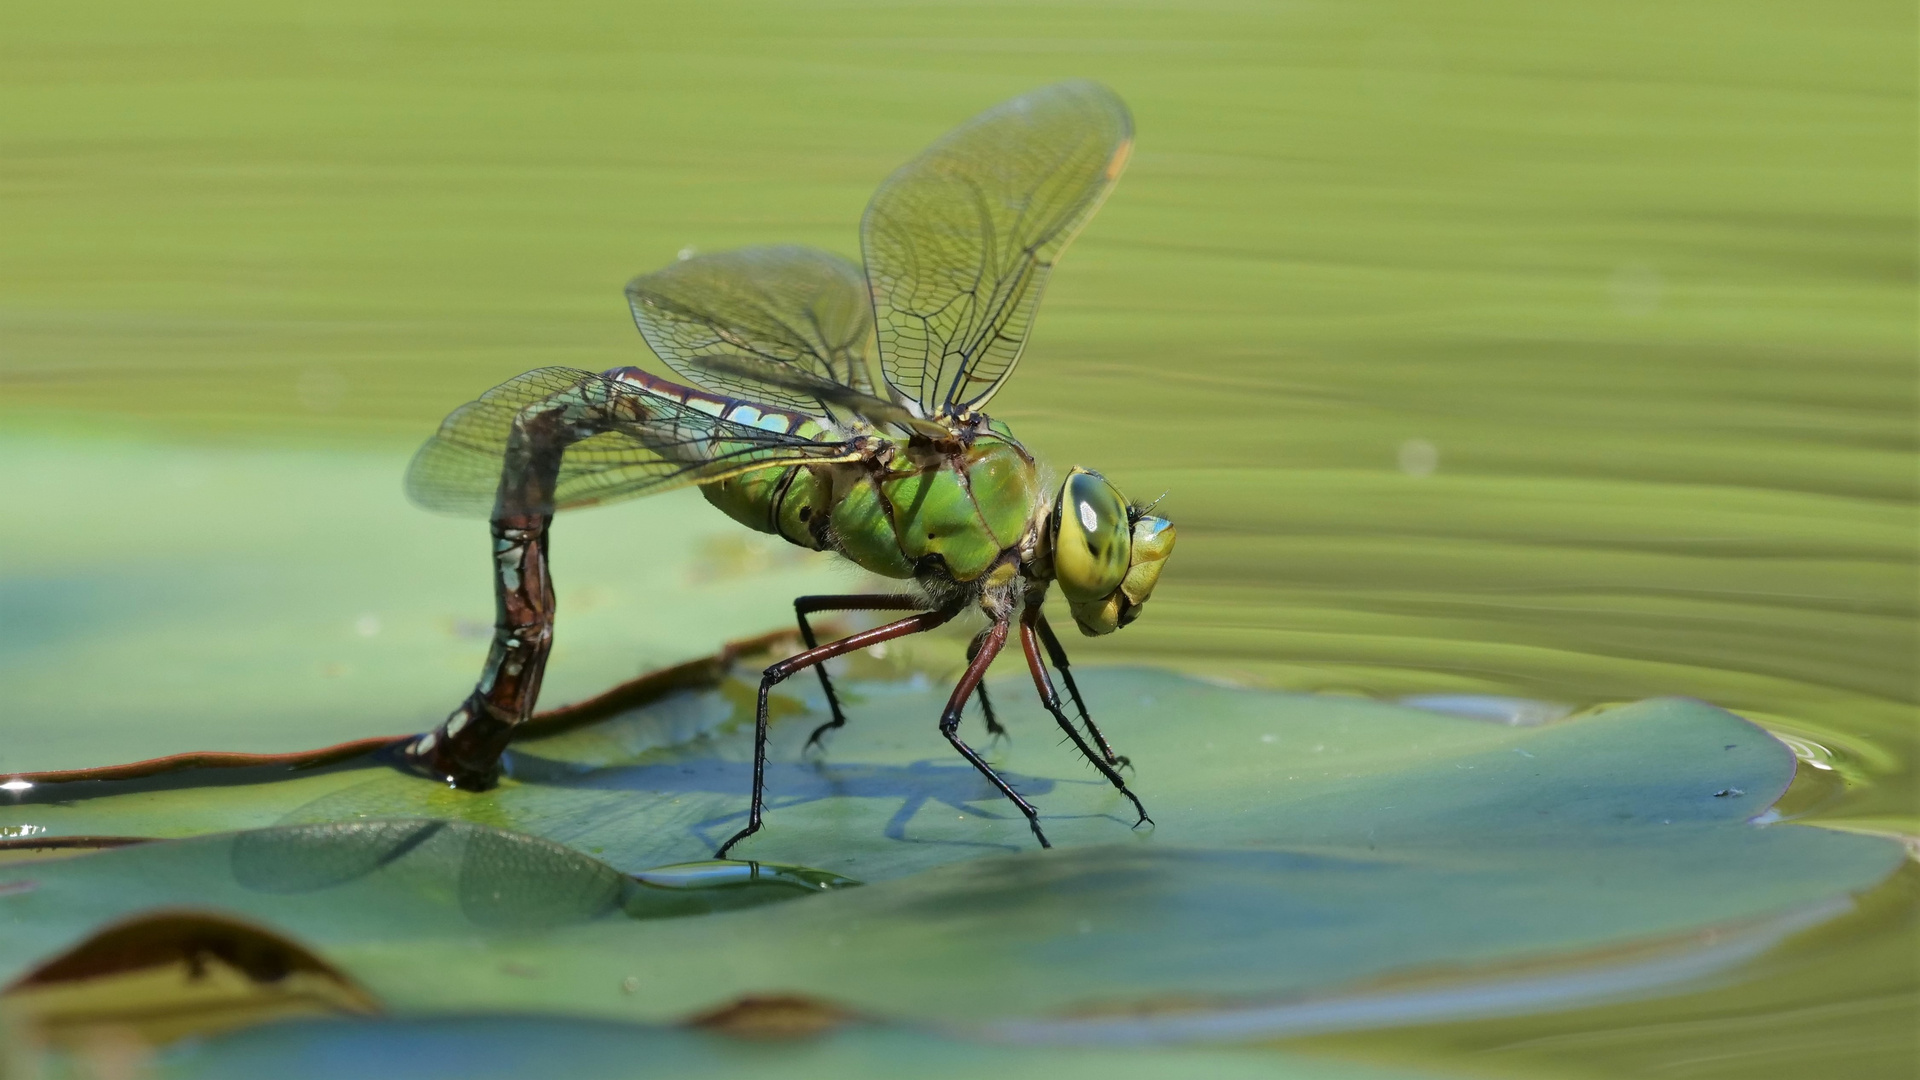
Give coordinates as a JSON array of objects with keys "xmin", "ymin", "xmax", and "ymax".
[{"xmin": 2, "ymin": 1, "xmax": 1912, "ymax": 1075}]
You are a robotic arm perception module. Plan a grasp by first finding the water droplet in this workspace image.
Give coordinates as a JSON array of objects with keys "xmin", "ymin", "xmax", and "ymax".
[
  {"xmin": 1397, "ymin": 439, "xmax": 1439, "ymax": 478},
  {"xmin": 628, "ymin": 860, "xmax": 860, "ymax": 918},
  {"xmin": 295, "ymin": 366, "xmax": 347, "ymax": 413},
  {"xmin": 1609, "ymin": 262, "xmax": 1664, "ymax": 317},
  {"xmin": 1400, "ymin": 694, "xmax": 1572, "ymax": 726}
]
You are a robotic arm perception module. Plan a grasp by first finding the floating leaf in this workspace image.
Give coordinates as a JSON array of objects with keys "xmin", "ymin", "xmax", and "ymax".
[
  {"xmin": 0, "ymin": 668, "xmax": 1872, "ymax": 876},
  {"xmin": 0, "ymin": 438, "xmax": 848, "ymax": 774},
  {"xmin": 0, "ymin": 674, "xmax": 1901, "ymax": 1041}
]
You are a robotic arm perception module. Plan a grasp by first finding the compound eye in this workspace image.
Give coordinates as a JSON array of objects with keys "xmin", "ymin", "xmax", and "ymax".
[{"xmin": 1053, "ymin": 469, "xmax": 1131, "ymax": 603}]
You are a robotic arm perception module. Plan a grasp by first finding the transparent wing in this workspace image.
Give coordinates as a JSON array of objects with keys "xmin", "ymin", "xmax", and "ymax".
[
  {"xmin": 405, "ymin": 367, "xmax": 866, "ymax": 518},
  {"xmin": 625, "ymin": 246, "xmax": 876, "ymax": 417},
  {"xmin": 862, "ymin": 80, "xmax": 1132, "ymax": 418}
]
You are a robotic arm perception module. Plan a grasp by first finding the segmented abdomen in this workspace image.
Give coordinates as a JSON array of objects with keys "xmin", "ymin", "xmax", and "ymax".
[
  {"xmin": 602, "ymin": 366, "xmax": 832, "ymax": 442},
  {"xmin": 598, "ymin": 367, "xmax": 841, "ymax": 555}
]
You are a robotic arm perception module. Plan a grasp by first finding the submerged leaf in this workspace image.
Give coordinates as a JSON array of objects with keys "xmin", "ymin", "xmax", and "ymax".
[
  {"xmin": 0, "ymin": 441, "xmax": 848, "ymax": 775},
  {"xmin": 686, "ymin": 993, "xmax": 863, "ymax": 1039},
  {"xmin": 127, "ymin": 1014, "xmax": 1440, "ymax": 1080},
  {"xmin": 2, "ymin": 910, "xmax": 380, "ymax": 1049}
]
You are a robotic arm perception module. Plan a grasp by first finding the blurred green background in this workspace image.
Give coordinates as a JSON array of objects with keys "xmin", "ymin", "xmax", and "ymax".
[{"xmin": 2, "ymin": 0, "xmax": 1914, "ymax": 1075}]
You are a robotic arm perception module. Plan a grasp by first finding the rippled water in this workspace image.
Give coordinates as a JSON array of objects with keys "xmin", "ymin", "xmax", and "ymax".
[{"xmin": 2, "ymin": 1, "xmax": 1913, "ymax": 1074}]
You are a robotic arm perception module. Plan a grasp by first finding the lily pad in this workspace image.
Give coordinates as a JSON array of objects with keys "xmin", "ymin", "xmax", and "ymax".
[
  {"xmin": 0, "ymin": 667, "xmax": 1871, "ymax": 871},
  {"xmin": 0, "ymin": 671, "xmax": 1902, "ymax": 1040},
  {"xmin": 0, "ymin": 435, "xmax": 848, "ymax": 773}
]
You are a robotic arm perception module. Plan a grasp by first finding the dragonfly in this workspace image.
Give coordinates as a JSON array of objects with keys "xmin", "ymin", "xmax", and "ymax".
[{"xmin": 401, "ymin": 80, "xmax": 1175, "ymax": 856}]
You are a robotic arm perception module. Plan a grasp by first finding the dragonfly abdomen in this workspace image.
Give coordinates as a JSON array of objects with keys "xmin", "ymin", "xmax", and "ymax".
[
  {"xmin": 602, "ymin": 366, "xmax": 831, "ymax": 439},
  {"xmin": 701, "ymin": 462, "xmax": 836, "ymax": 555},
  {"xmin": 600, "ymin": 364, "xmax": 851, "ymax": 551},
  {"xmin": 698, "ymin": 438, "xmax": 1042, "ymax": 587},
  {"xmin": 698, "ymin": 458, "xmax": 920, "ymax": 581}
]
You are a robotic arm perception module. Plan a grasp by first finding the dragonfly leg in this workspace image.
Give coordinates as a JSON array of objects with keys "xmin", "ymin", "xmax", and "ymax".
[
  {"xmin": 716, "ymin": 604, "xmax": 958, "ymax": 858},
  {"xmin": 793, "ymin": 594, "xmax": 927, "ymax": 750},
  {"xmin": 404, "ymin": 408, "xmax": 575, "ymax": 789},
  {"xmin": 1021, "ymin": 613, "xmax": 1151, "ymax": 828},
  {"xmin": 976, "ymin": 682, "xmax": 1005, "ymax": 740},
  {"xmin": 940, "ymin": 619, "xmax": 1050, "ymax": 849},
  {"xmin": 1034, "ymin": 611, "xmax": 1130, "ymax": 771},
  {"xmin": 966, "ymin": 627, "xmax": 1008, "ymax": 741}
]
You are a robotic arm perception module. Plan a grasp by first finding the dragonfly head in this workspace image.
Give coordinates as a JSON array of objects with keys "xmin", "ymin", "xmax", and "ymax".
[{"xmin": 1050, "ymin": 467, "xmax": 1177, "ymax": 636}]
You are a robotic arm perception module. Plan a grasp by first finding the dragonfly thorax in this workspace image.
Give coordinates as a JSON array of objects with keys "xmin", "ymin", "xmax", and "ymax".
[
  {"xmin": 699, "ymin": 421, "xmax": 1045, "ymax": 591},
  {"xmin": 698, "ymin": 425, "xmax": 1174, "ymax": 637}
]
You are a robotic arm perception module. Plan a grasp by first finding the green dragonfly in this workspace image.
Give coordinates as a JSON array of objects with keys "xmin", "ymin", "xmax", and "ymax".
[{"xmin": 402, "ymin": 81, "xmax": 1175, "ymax": 856}]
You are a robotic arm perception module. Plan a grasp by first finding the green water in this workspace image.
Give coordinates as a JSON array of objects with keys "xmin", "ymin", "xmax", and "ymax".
[{"xmin": 2, "ymin": 0, "xmax": 1913, "ymax": 1075}]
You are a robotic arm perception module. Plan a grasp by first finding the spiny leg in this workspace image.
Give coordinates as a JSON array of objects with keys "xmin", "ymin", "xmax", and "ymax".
[
  {"xmin": 966, "ymin": 627, "xmax": 1007, "ymax": 740},
  {"xmin": 716, "ymin": 605, "xmax": 959, "ymax": 858},
  {"xmin": 1021, "ymin": 614, "xmax": 1151, "ymax": 827},
  {"xmin": 1035, "ymin": 611, "xmax": 1130, "ymax": 771},
  {"xmin": 940, "ymin": 619, "xmax": 1050, "ymax": 849},
  {"xmin": 794, "ymin": 594, "xmax": 927, "ymax": 749},
  {"xmin": 975, "ymin": 682, "xmax": 1004, "ymax": 739}
]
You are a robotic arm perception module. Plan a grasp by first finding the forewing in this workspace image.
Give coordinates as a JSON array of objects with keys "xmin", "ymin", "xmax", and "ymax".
[
  {"xmin": 405, "ymin": 367, "xmax": 863, "ymax": 518},
  {"xmin": 862, "ymin": 80, "xmax": 1132, "ymax": 417},
  {"xmin": 625, "ymin": 246, "xmax": 876, "ymax": 414}
]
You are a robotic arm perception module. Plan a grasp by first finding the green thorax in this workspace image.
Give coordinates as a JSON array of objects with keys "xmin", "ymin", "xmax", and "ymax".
[{"xmin": 700, "ymin": 425, "xmax": 1039, "ymax": 584}]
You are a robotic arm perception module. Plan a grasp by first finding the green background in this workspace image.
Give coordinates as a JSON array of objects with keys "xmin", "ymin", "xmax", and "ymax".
[{"xmin": 2, "ymin": 0, "xmax": 1914, "ymax": 1075}]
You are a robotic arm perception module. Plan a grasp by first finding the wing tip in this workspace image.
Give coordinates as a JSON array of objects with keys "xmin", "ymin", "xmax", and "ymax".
[{"xmin": 403, "ymin": 429, "xmax": 505, "ymax": 519}]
